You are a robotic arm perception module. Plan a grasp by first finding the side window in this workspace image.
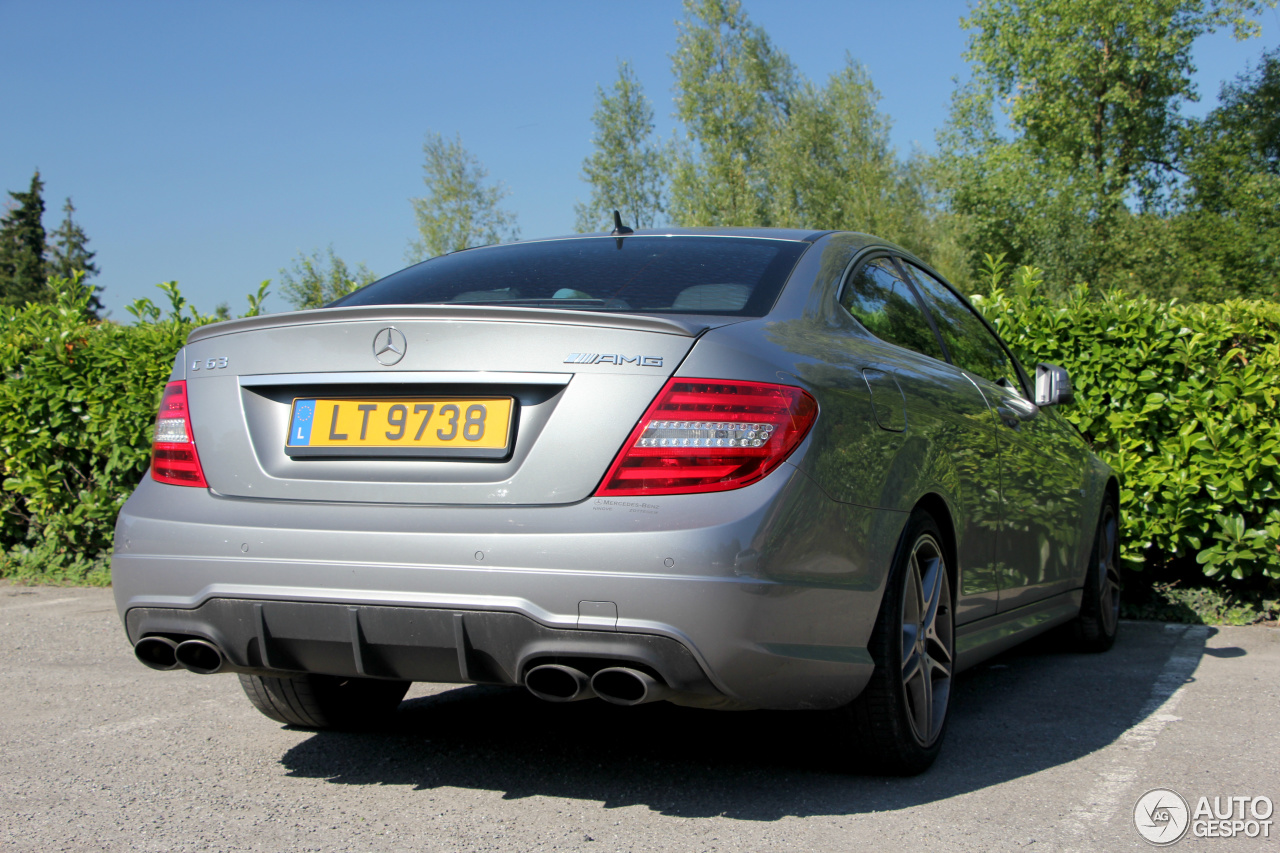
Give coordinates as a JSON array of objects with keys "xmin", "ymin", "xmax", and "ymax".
[
  {"xmin": 900, "ymin": 261, "xmax": 1026, "ymax": 394},
  {"xmin": 840, "ymin": 258, "xmax": 945, "ymax": 361}
]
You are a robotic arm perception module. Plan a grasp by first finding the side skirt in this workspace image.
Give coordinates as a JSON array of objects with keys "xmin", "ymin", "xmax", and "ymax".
[{"xmin": 954, "ymin": 590, "xmax": 1083, "ymax": 673}]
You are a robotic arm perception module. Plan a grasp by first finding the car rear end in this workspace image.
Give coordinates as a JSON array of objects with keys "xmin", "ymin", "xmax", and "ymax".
[{"xmin": 113, "ymin": 232, "xmax": 891, "ymax": 711}]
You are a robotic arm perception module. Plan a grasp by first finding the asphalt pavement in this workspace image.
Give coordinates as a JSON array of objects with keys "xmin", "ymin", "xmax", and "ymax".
[{"xmin": 1, "ymin": 582, "xmax": 1276, "ymax": 852}]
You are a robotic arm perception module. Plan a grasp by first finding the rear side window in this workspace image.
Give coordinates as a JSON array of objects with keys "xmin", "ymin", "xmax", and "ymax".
[
  {"xmin": 330, "ymin": 236, "xmax": 808, "ymax": 317},
  {"xmin": 840, "ymin": 258, "xmax": 945, "ymax": 361},
  {"xmin": 901, "ymin": 262, "xmax": 1025, "ymax": 393}
]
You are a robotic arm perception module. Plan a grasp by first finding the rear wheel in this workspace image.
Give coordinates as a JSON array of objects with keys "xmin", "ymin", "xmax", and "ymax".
[
  {"xmin": 840, "ymin": 509, "xmax": 954, "ymax": 776},
  {"xmin": 238, "ymin": 673, "xmax": 410, "ymax": 729},
  {"xmin": 1073, "ymin": 498, "xmax": 1121, "ymax": 652}
]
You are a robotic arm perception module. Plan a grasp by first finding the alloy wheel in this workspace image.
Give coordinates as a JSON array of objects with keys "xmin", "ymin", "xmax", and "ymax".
[{"xmin": 900, "ymin": 533, "xmax": 953, "ymax": 748}]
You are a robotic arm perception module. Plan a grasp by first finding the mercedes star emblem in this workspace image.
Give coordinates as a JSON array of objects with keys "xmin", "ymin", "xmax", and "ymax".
[{"xmin": 372, "ymin": 327, "xmax": 407, "ymax": 365}]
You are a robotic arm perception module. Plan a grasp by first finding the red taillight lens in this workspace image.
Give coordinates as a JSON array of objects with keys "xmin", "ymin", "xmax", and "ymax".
[
  {"xmin": 596, "ymin": 378, "xmax": 818, "ymax": 496},
  {"xmin": 151, "ymin": 380, "xmax": 208, "ymax": 487}
]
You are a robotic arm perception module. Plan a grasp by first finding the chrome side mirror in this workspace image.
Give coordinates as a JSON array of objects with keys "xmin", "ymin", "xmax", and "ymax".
[{"xmin": 1035, "ymin": 363, "xmax": 1074, "ymax": 407}]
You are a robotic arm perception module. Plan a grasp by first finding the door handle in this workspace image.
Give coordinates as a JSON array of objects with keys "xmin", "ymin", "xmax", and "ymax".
[{"xmin": 996, "ymin": 406, "xmax": 1021, "ymax": 429}]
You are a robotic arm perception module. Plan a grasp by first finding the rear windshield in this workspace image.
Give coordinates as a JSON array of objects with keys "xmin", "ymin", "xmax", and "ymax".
[{"xmin": 329, "ymin": 236, "xmax": 809, "ymax": 317}]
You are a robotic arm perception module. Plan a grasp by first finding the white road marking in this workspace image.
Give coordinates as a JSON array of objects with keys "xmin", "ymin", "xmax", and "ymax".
[{"xmin": 1060, "ymin": 624, "xmax": 1209, "ymax": 843}]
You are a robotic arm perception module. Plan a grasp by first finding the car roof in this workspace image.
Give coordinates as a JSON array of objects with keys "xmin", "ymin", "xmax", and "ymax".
[{"xmin": 451, "ymin": 226, "xmax": 896, "ymax": 246}]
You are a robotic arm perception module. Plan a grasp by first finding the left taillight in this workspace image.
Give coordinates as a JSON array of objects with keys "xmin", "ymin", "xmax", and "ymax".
[
  {"xmin": 151, "ymin": 380, "xmax": 207, "ymax": 487},
  {"xmin": 596, "ymin": 378, "xmax": 818, "ymax": 496}
]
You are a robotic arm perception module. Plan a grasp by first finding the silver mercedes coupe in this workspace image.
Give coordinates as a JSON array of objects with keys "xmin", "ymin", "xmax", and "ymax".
[{"xmin": 113, "ymin": 227, "xmax": 1121, "ymax": 775}]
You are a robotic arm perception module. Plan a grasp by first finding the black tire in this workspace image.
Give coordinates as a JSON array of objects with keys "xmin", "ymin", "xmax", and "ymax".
[
  {"xmin": 1073, "ymin": 497, "xmax": 1122, "ymax": 653},
  {"xmin": 839, "ymin": 509, "xmax": 955, "ymax": 776},
  {"xmin": 238, "ymin": 673, "xmax": 410, "ymax": 729}
]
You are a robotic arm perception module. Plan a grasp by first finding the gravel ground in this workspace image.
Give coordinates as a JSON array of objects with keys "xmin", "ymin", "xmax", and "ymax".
[{"xmin": 1, "ymin": 583, "xmax": 1277, "ymax": 852}]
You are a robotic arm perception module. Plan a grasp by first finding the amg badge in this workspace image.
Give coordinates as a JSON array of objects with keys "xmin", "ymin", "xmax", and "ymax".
[{"xmin": 565, "ymin": 353, "xmax": 663, "ymax": 367}]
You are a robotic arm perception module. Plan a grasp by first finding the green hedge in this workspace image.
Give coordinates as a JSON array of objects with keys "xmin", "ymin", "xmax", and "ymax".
[
  {"xmin": 977, "ymin": 267, "xmax": 1280, "ymax": 582},
  {"xmin": 0, "ymin": 281, "xmax": 199, "ymax": 582}
]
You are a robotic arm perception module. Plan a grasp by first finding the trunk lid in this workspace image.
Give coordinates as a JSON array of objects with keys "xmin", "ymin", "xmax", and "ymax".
[{"xmin": 180, "ymin": 305, "xmax": 717, "ymax": 505}]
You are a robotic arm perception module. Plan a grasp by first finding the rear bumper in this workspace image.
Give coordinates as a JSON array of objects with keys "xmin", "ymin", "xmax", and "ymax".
[
  {"xmin": 112, "ymin": 464, "xmax": 904, "ymax": 710},
  {"xmin": 126, "ymin": 598, "xmax": 727, "ymax": 704}
]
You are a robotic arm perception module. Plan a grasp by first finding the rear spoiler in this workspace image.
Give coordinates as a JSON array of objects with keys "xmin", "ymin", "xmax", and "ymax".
[{"xmin": 188, "ymin": 304, "xmax": 719, "ymax": 344}]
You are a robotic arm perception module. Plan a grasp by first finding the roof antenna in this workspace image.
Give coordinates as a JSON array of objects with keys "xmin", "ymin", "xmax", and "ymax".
[{"xmin": 610, "ymin": 210, "xmax": 634, "ymax": 236}]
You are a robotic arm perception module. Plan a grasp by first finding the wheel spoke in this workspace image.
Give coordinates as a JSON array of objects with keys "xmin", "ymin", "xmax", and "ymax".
[
  {"xmin": 926, "ymin": 653, "xmax": 951, "ymax": 741},
  {"xmin": 917, "ymin": 660, "xmax": 933, "ymax": 736},
  {"xmin": 902, "ymin": 552, "xmax": 925, "ymax": 668},
  {"xmin": 919, "ymin": 553, "xmax": 943, "ymax": 630},
  {"xmin": 907, "ymin": 554, "xmax": 924, "ymax": 620},
  {"xmin": 902, "ymin": 647, "xmax": 922, "ymax": 683},
  {"xmin": 925, "ymin": 630, "xmax": 953, "ymax": 668},
  {"xmin": 1102, "ymin": 568, "xmax": 1122, "ymax": 633},
  {"xmin": 901, "ymin": 623, "xmax": 920, "ymax": 668},
  {"xmin": 904, "ymin": 652, "xmax": 929, "ymax": 736}
]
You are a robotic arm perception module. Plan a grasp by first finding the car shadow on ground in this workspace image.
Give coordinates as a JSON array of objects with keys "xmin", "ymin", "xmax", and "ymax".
[{"xmin": 278, "ymin": 621, "xmax": 1205, "ymax": 820}]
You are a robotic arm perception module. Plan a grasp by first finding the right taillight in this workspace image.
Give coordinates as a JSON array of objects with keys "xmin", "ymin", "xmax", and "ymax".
[
  {"xmin": 151, "ymin": 380, "xmax": 208, "ymax": 487},
  {"xmin": 596, "ymin": 378, "xmax": 818, "ymax": 496}
]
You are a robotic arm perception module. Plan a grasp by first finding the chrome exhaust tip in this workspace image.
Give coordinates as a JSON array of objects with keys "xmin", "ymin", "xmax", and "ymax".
[
  {"xmin": 525, "ymin": 664, "xmax": 596, "ymax": 702},
  {"xmin": 134, "ymin": 636, "xmax": 180, "ymax": 671},
  {"xmin": 590, "ymin": 667, "xmax": 671, "ymax": 706},
  {"xmin": 174, "ymin": 639, "xmax": 225, "ymax": 675}
]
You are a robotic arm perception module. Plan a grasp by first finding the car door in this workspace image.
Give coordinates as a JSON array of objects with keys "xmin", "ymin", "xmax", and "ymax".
[
  {"xmin": 898, "ymin": 261, "xmax": 1086, "ymax": 611},
  {"xmin": 836, "ymin": 256, "xmax": 1003, "ymax": 623}
]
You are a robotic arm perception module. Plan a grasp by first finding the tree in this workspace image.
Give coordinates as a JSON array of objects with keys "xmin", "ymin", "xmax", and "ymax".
[
  {"xmin": 47, "ymin": 197, "xmax": 104, "ymax": 317},
  {"xmin": 659, "ymin": 3, "xmax": 962, "ymax": 278},
  {"xmin": 765, "ymin": 59, "xmax": 931, "ymax": 236},
  {"xmin": 279, "ymin": 245, "xmax": 377, "ymax": 310},
  {"xmin": 940, "ymin": 0, "xmax": 1272, "ymax": 295},
  {"xmin": 761, "ymin": 58, "xmax": 961, "ymax": 276},
  {"xmin": 669, "ymin": 0, "xmax": 798, "ymax": 226},
  {"xmin": 0, "ymin": 171, "xmax": 48, "ymax": 307},
  {"xmin": 407, "ymin": 132, "xmax": 518, "ymax": 262},
  {"xmin": 1172, "ymin": 48, "xmax": 1280, "ymax": 299},
  {"xmin": 574, "ymin": 61, "xmax": 667, "ymax": 232}
]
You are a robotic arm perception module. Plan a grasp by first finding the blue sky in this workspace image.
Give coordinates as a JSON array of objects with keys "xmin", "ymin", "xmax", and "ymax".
[{"xmin": 3, "ymin": 1, "xmax": 1277, "ymax": 318}]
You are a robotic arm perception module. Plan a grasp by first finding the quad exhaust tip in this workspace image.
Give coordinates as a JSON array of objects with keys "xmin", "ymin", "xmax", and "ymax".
[
  {"xmin": 174, "ymin": 639, "xmax": 225, "ymax": 674},
  {"xmin": 590, "ymin": 667, "xmax": 671, "ymax": 706},
  {"xmin": 525, "ymin": 664, "xmax": 595, "ymax": 702},
  {"xmin": 524, "ymin": 664, "xmax": 673, "ymax": 706},
  {"xmin": 134, "ymin": 636, "xmax": 226, "ymax": 674},
  {"xmin": 134, "ymin": 636, "xmax": 180, "ymax": 671}
]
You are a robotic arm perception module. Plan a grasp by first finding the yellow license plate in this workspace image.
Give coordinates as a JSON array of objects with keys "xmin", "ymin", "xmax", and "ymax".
[{"xmin": 285, "ymin": 397, "xmax": 515, "ymax": 458}]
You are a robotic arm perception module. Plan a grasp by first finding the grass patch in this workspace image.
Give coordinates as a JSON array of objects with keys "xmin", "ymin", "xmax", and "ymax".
[{"xmin": 1122, "ymin": 580, "xmax": 1280, "ymax": 626}]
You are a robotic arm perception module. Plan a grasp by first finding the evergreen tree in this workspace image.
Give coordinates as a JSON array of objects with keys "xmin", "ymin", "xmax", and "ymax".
[
  {"xmin": 0, "ymin": 171, "xmax": 49, "ymax": 307},
  {"xmin": 279, "ymin": 245, "xmax": 377, "ymax": 310},
  {"xmin": 574, "ymin": 61, "xmax": 667, "ymax": 232},
  {"xmin": 47, "ymin": 197, "xmax": 104, "ymax": 317},
  {"xmin": 407, "ymin": 132, "xmax": 518, "ymax": 262}
]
